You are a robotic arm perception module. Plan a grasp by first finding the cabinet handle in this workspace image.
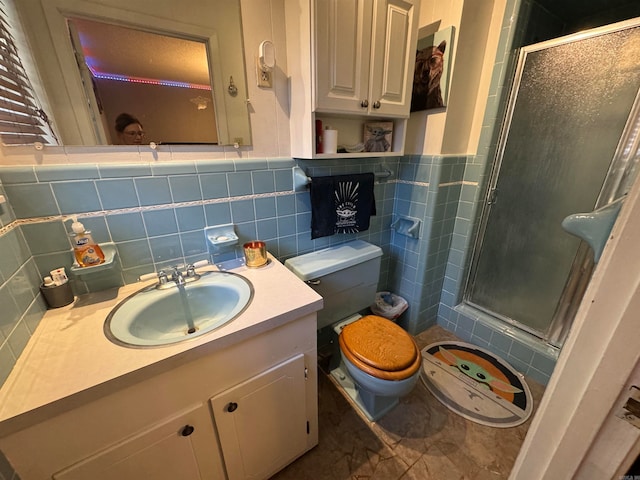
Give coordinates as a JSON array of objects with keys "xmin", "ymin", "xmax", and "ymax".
[
  {"xmin": 226, "ymin": 402, "xmax": 238, "ymax": 413},
  {"xmin": 372, "ymin": 100, "xmax": 381, "ymax": 109},
  {"xmin": 181, "ymin": 425, "xmax": 195, "ymax": 436},
  {"xmin": 360, "ymin": 99, "xmax": 369, "ymax": 108}
]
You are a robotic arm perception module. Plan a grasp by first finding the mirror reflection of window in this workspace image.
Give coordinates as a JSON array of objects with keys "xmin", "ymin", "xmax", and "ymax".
[{"xmin": 67, "ymin": 18, "xmax": 218, "ymax": 145}]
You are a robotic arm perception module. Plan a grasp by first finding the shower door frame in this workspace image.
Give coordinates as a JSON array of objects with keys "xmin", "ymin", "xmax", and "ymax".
[{"xmin": 464, "ymin": 17, "xmax": 640, "ymax": 348}]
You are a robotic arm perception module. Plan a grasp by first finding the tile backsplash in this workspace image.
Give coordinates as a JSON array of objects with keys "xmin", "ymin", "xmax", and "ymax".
[
  {"xmin": 0, "ymin": 156, "xmax": 402, "ymax": 387},
  {"xmin": 0, "ymin": 180, "xmax": 48, "ymax": 387},
  {"xmin": 1, "ymin": 158, "xmax": 399, "ymax": 295}
]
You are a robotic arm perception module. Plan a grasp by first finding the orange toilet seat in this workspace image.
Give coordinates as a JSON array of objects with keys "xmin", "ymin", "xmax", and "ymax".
[{"xmin": 339, "ymin": 315, "xmax": 421, "ymax": 381}]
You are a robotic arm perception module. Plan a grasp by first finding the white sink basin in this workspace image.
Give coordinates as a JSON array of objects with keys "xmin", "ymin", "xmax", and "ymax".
[{"xmin": 104, "ymin": 271, "xmax": 253, "ymax": 347}]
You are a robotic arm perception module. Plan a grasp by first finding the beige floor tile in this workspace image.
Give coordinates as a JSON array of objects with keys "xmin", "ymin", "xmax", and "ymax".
[{"xmin": 272, "ymin": 326, "xmax": 546, "ymax": 480}]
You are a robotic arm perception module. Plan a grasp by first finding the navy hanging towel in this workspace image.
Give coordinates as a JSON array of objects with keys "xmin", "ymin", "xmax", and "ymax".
[{"xmin": 310, "ymin": 173, "xmax": 376, "ymax": 239}]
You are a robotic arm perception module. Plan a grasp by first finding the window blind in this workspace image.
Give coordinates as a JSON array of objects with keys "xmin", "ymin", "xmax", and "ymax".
[{"xmin": 0, "ymin": 2, "xmax": 57, "ymax": 145}]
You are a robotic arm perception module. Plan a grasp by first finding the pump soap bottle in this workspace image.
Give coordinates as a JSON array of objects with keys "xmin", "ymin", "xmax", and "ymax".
[{"xmin": 66, "ymin": 216, "xmax": 105, "ymax": 267}]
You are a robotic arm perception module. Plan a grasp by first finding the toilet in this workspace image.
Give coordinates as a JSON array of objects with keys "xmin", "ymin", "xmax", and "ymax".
[{"xmin": 285, "ymin": 240, "xmax": 421, "ymax": 421}]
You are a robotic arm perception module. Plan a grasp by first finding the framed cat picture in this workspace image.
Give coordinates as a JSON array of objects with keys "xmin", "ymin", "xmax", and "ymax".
[{"xmin": 410, "ymin": 25, "xmax": 455, "ymax": 112}]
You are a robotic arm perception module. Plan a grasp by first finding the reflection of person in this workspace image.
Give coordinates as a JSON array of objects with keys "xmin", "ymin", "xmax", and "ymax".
[{"xmin": 115, "ymin": 113, "xmax": 145, "ymax": 145}]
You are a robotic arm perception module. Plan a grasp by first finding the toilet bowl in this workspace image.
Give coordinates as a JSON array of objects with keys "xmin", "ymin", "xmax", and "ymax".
[
  {"xmin": 332, "ymin": 314, "xmax": 421, "ymax": 420},
  {"xmin": 284, "ymin": 240, "xmax": 420, "ymax": 421}
]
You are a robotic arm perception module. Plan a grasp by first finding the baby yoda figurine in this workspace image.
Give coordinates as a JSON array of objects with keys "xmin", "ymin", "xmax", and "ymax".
[{"xmin": 364, "ymin": 125, "xmax": 392, "ymax": 152}]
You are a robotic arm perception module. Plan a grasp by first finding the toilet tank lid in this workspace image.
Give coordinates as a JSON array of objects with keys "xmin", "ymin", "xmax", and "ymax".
[{"xmin": 284, "ymin": 240, "xmax": 382, "ymax": 281}]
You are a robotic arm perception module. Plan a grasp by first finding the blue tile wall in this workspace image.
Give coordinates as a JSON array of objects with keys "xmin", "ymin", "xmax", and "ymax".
[
  {"xmin": 0, "ymin": 179, "xmax": 47, "ymax": 391},
  {"xmin": 0, "ymin": 157, "xmax": 399, "ymax": 302},
  {"xmin": 389, "ymin": 155, "xmax": 467, "ymax": 336},
  {"xmin": 135, "ymin": 177, "xmax": 172, "ymax": 206},
  {"xmin": 96, "ymin": 179, "xmax": 139, "ymax": 209}
]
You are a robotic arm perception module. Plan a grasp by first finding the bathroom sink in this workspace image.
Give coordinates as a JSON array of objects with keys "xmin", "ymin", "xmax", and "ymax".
[{"xmin": 104, "ymin": 271, "xmax": 253, "ymax": 347}]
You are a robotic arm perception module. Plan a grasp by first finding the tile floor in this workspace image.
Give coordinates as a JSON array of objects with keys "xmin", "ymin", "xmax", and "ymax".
[{"xmin": 272, "ymin": 326, "xmax": 546, "ymax": 480}]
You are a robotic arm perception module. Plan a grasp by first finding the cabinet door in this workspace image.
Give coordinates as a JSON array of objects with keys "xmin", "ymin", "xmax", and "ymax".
[
  {"xmin": 315, "ymin": 0, "xmax": 373, "ymax": 113},
  {"xmin": 53, "ymin": 403, "xmax": 224, "ymax": 480},
  {"xmin": 212, "ymin": 354, "xmax": 308, "ymax": 480},
  {"xmin": 369, "ymin": 0, "xmax": 418, "ymax": 117}
]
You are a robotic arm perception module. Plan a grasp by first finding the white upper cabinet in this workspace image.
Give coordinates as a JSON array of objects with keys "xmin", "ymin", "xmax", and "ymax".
[
  {"xmin": 314, "ymin": 0, "xmax": 373, "ymax": 113},
  {"xmin": 286, "ymin": 0, "xmax": 420, "ymax": 158},
  {"xmin": 315, "ymin": 0, "xmax": 418, "ymax": 118}
]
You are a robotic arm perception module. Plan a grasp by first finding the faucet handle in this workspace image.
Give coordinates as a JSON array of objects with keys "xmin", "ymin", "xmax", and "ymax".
[
  {"xmin": 186, "ymin": 260, "xmax": 209, "ymax": 278},
  {"xmin": 138, "ymin": 270, "xmax": 169, "ymax": 283},
  {"xmin": 158, "ymin": 270, "xmax": 168, "ymax": 285}
]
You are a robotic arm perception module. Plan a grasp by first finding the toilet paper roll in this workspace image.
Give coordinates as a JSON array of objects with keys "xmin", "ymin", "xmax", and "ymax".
[{"xmin": 324, "ymin": 129, "xmax": 338, "ymax": 154}]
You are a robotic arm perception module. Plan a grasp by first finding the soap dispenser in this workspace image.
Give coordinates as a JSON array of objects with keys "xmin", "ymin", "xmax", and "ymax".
[{"xmin": 66, "ymin": 216, "xmax": 105, "ymax": 267}]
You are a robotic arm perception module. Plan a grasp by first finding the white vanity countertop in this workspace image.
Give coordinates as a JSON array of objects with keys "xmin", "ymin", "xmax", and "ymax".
[{"xmin": 0, "ymin": 255, "xmax": 322, "ymax": 435}]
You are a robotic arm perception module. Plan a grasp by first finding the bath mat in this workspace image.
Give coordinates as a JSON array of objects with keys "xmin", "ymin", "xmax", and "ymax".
[{"xmin": 421, "ymin": 341, "xmax": 533, "ymax": 428}]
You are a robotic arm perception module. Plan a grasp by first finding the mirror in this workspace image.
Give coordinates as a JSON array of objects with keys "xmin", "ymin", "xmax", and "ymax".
[
  {"xmin": 16, "ymin": 0, "xmax": 251, "ymax": 147},
  {"xmin": 68, "ymin": 18, "xmax": 218, "ymax": 145}
]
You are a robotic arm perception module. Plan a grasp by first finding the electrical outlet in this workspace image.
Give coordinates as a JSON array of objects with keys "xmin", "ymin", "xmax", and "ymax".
[{"xmin": 256, "ymin": 57, "xmax": 273, "ymax": 88}]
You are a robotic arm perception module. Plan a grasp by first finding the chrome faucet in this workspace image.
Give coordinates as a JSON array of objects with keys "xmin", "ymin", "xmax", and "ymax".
[
  {"xmin": 148, "ymin": 262, "xmax": 206, "ymax": 289},
  {"xmin": 140, "ymin": 261, "xmax": 208, "ymax": 290},
  {"xmin": 171, "ymin": 266, "xmax": 186, "ymax": 286}
]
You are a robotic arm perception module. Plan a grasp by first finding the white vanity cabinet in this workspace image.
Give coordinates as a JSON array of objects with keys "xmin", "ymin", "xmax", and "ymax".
[
  {"xmin": 0, "ymin": 315, "xmax": 318, "ymax": 480},
  {"xmin": 53, "ymin": 404, "xmax": 221, "ymax": 480},
  {"xmin": 286, "ymin": 0, "xmax": 420, "ymax": 158},
  {"xmin": 212, "ymin": 353, "xmax": 308, "ymax": 480}
]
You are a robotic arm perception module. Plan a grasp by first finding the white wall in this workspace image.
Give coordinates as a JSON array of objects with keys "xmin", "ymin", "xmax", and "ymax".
[
  {"xmin": 405, "ymin": 0, "xmax": 506, "ymax": 156},
  {"xmin": 239, "ymin": 0, "xmax": 291, "ymax": 158}
]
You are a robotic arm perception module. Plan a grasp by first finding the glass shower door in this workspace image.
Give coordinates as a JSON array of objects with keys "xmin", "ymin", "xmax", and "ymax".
[{"xmin": 466, "ymin": 21, "xmax": 640, "ymax": 343}]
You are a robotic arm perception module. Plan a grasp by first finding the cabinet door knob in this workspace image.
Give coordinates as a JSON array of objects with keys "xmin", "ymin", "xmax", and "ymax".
[
  {"xmin": 226, "ymin": 402, "xmax": 238, "ymax": 413},
  {"xmin": 360, "ymin": 99, "xmax": 369, "ymax": 108},
  {"xmin": 372, "ymin": 100, "xmax": 381, "ymax": 109},
  {"xmin": 181, "ymin": 425, "xmax": 195, "ymax": 436}
]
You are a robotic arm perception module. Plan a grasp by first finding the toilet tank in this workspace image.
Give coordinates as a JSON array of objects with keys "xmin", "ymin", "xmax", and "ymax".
[{"xmin": 285, "ymin": 240, "xmax": 382, "ymax": 329}]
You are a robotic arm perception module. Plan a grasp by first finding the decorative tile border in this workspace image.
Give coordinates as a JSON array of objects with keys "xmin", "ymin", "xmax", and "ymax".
[
  {"xmin": 396, "ymin": 179, "xmax": 430, "ymax": 187},
  {"xmin": 0, "ymin": 189, "xmax": 299, "ymax": 236},
  {"xmin": 0, "ymin": 177, "xmax": 428, "ymax": 237},
  {"xmin": 439, "ymin": 181, "xmax": 479, "ymax": 187}
]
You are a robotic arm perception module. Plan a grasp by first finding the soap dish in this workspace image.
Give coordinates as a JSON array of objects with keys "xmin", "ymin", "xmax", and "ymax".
[
  {"xmin": 205, "ymin": 224, "xmax": 239, "ymax": 253},
  {"xmin": 209, "ymin": 234, "xmax": 238, "ymax": 248},
  {"xmin": 70, "ymin": 243, "xmax": 117, "ymax": 276}
]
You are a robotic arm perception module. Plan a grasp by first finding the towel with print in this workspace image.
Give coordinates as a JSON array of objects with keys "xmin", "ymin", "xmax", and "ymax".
[{"xmin": 310, "ymin": 173, "xmax": 376, "ymax": 239}]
